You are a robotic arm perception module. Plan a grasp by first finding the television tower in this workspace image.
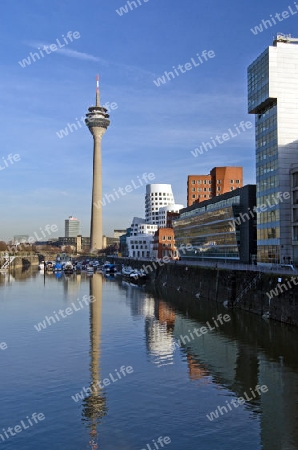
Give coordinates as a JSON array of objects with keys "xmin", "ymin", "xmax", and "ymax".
[{"xmin": 85, "ymin": 75, "xmax": 110, "ymax": 251}]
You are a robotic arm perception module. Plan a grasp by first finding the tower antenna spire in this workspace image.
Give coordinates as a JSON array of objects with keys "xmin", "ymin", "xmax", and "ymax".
[{"xmin": 96, "ymin": 74, "xmax": 100, "ymax": 107}]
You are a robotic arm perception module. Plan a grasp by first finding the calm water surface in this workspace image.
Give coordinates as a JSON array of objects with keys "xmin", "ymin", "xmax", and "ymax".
[{"xmin": 1, "ymin": 268, "xmax": 298, "ymax": 450}]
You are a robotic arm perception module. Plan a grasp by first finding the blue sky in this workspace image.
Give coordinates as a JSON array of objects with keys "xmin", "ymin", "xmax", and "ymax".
[{"xmin": 0, "ymin": 0, "xmax": 297, "ymax": 240}]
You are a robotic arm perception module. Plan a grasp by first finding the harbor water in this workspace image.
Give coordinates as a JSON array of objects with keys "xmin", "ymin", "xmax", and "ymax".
[{"xmin": 1, "ymin": 268, "xmax": 298, "ymax": 450}]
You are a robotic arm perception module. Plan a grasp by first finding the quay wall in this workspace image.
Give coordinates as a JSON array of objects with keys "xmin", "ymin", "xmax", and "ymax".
[
  {"xmin": 115, "ymin": 258, "xmax": 298, "ymax": 326},
  {"xmin": 0, "ymin": 253, "xmax": 39, "ymax": 269}
]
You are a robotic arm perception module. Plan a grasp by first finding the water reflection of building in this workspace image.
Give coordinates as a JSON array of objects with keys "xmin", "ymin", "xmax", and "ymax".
[
  {"xmin": 63, "ymin": 273, "xmax": 81, "ymax": 297},
  {"xmin": 82, "ymin": 274, "xmax": 107, "ymax": 446},
  {"xmin": 187, "ymin": 354, "xmax": 210, "ymax": 381},
  {"xmin": 144, "ymin": 300, "xmax": 176, "ymax": 367},
  {"xmin": 169, "ymin": 296, "xmax": 298, "ymax": 449}
]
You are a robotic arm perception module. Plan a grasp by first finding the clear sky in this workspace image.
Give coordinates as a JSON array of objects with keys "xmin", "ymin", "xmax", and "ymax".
[{"xmin": 0, "ymin": 0, "xmax": 297, "ymax": 241}]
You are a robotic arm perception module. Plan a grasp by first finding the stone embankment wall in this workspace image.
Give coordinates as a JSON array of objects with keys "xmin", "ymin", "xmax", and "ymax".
[
  {"xmin": 116, "ymin": 258, "xmax": 298, "ymax": 326},
  {"xmin": 0, "ymin": 253, "xmax": 39, "ymax": 269}
]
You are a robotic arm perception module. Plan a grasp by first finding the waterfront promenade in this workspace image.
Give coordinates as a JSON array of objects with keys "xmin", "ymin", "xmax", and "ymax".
[{"xmin": 117, "ymin": 256, "xmax": 297, "ymax": 276}]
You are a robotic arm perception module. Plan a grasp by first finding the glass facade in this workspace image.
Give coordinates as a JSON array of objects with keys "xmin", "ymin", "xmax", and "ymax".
[
  {"xmin": 248, "ymin": 49, "xmax": 270, "ymax": 114},
  {"xmin": 174, "ymin": 198, "xmax": 241, "ymax": 260},
  {"xmin": 248, "ymin": 49, "xmax": 280, "ymax": 263}
]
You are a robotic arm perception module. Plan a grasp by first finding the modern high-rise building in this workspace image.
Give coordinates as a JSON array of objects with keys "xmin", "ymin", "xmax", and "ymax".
[
  {"xmin": 248, "ymin": 34, "xmax": 298, "ymax": 263},
  {"xmin": 65, "ymin": 216, "xmax": 80, "ymax": 237},
  {"xmin": 85, "ymin": 76, "xmax": 110, "ymax": 251},
  {"xmin": 187, "ymin": 167, "xmax": 243, "ymax": 206}
]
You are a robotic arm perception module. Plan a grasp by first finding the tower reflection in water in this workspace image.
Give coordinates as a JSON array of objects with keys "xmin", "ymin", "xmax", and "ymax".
[{"xmin": 82, "ymin": 274, "xmax": 107, "ymax": 449}]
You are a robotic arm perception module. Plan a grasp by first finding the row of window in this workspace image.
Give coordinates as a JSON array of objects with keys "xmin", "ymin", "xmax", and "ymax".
[
  {"xmin": 257, "ymin": 227, "xmax": 280, "ymax": 240},
  {"xmin": 130, "ymin": 245, "xmax": 149, "ymax": 249},
  {"xmin": 191, "ymin": 187, "xmax": 212, "ymax": 192},
  {"xmin": 149, "ymin": 193, "xmax": 172, "ymax": 196},
  {"xmin": 258, "ymin": 175, "xmax": 278, "ymax": 192},
  {"xmin": 256, "ymin": 131, "xmax": 277, "ymax": 149},
  {"xmin": 256, "ymin": 116, "xmax": 277, "ymax": 135},
  {"xmin": 257, "ymin": 245, "xmax": 280, "ymax": 263},
  {"xmin": 192, "ymin": 194, "xmax": 212, "ymax": 199},
  {"xmin": 191, "ymin": 180, "xmax": 211, "ymax": 185},
  {"xmin": 256, "ymin": 160, "xmax": 278, "ymax": 177},
  {"xmin": 256, "ymin": 146, "xmax": 277, "ymax": 163},
  {"xmin": 191, "ymin": 179, "xmax": 240, "ymax": 185}
]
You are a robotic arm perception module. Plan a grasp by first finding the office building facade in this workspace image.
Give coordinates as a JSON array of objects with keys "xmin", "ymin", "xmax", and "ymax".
[
  {"xmin": 173, "ymin": 185, "xmax": 256, "ymax": 264},
  {"xmin": 248, "ymin": 34, "xmax": 298, "ymax": 263},
  {"xmin": 65, "ymin": 216, "xmax": 80, "ymax": 237}
]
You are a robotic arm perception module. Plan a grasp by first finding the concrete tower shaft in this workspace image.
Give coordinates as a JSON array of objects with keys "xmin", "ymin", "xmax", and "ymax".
[{"xmin": 85, "ymin": 76, "xmax": 110, "ymax": 251}]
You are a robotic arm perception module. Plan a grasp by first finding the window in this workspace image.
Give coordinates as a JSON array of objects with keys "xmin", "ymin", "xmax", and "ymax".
[
  {"xmin": 191, "ymin": 180, "xmax": 195, "ymax": 185},
  {"xmin": 197, "ymin": 180, "xmax": 201, "ymax": 184},
  {"xmin": 209, "ymin": 180, "xmax": 212, "ymax": 184},
  {"xmin": 230, "ymin": 180, "xmax": 234, "ymax": 183},
  {"xmin": 236, "ymin": 180, "xmax": 240, "ymax": 184},
  {"xmin": 231, "ymin": 187, "xmax": 234, "ymax": 190},
  {"xmin": 217, "ymin": 187, "xmax": 221, "ymax": 191},
  {"xmin": 203, "ymin": 187, "xmax": 207, "ymax": 191},
  {"xmin": 192, "ymin": 188, "xmax": 195, "ymax": 192},
  {"xmin": 209, "ymin": 188, "xmax": 212, "ymax": 191},
  {"xmin": 217, "ymin": 180, "xmax": 221, "ymax": 184},
  {"xmin": 192, "ymin": 194, "xmax": 196, "ymax": 198},
  {"xmin": 168, "ymin": 236, "xmax": 172, "ymax": 240},
  {"xmin": 198, "ymin": 188, "xmax": 201, "ymax": 191},
  {"xmin": 204, "ymin": 180, "xmax": 207, "ymax": 184}
]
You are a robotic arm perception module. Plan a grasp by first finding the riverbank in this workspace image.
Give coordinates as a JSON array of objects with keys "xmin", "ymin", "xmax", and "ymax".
[{"xmin": 114, "ymin": 258, "xmax": 298, "ymax": 326}]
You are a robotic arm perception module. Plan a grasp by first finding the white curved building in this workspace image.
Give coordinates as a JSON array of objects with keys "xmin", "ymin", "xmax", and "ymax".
[
  {"xmin": 145, "ymin": 184, "xmax": 175, "ymax": 224},
  {"xmin": 158, "ymin": 204, "xmax": 184, "ymax": 227},
  {"xmin": 127, "ymin": 184, "xmax": 184, "ymax": 258}
]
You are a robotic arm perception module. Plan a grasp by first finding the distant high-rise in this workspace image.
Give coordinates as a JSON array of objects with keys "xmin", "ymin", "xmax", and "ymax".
[
  {"xmin": 248, "ymin": 34, "xmax": 298, "ymax": 263},
  {"xmin": 65, "ymin": 216, "xmax": 80, "ymax": 237},
  {"xmin": 187, "ymin": 167, "xmax": 243, "ymax": 206},
  {"xmin": 85, "ymin": 76, "xmax": 110, "ymax": 251}
]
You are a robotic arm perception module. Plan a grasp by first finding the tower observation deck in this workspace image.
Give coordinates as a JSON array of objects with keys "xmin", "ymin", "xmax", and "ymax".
[{"xmin": 85, "ymin": 76, "xmax": 110, "ymax": 251}]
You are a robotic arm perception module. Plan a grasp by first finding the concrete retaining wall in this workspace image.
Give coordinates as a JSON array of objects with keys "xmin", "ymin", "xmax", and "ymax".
[{"xmin": 115, "ymin": 258, "xmax": 298, "ymax": 326}]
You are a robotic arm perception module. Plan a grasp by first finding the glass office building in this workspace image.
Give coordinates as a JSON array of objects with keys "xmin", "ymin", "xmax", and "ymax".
[
  {"xmin": 248, "ymin": 35, "xmax": 298, "ymax": 263},
  {"xmin": 173, "ymin": 185, "xmax": 256, "ymax": 264}
]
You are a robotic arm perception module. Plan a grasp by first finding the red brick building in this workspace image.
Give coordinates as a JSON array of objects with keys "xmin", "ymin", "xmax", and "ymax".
[
  {"xmin": 153, "ymin": 228, "xmax": 178, "ymax": 260},
  {"xmin": 187, "ymin": 166, "xmax": 243, "ymax": 206}
]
